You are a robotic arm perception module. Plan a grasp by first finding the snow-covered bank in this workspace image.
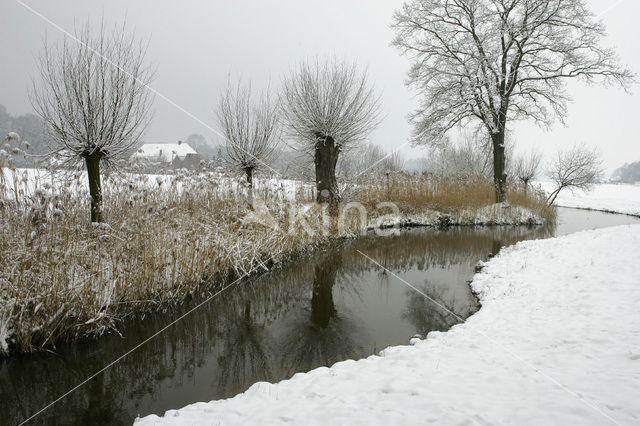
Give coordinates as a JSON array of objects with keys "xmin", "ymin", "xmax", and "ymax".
[
  {"xmin": 1, "ymin": 165, "xmax": 551, "ymax": 355},
  {"xmin": 539, "ymin": 181, "xmax": 640, "ymax": 217},
  {"xmin": 136, "ymin": 224, "xmax": 640, "ymax": 425},
  {"xmin": 370, "ymin": 203, "xmax": 543, "ymax": 229}
]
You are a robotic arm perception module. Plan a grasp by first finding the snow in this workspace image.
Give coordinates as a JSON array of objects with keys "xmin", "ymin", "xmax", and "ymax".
[
  {"xmin": 5, "ymin": 132, "xmax": 20, "ymax": 142},
  {"xmin": 369, "ymin": 203, "xmax": 543, "ymax": 230},
  {"xmin": 2, "ymin": 168, "xmax": 544, "ymax": 227},
  {"xmin": 0, "ymin": 168, "xmax": 309, "ymax": 202},
  {"xmin": 538, "ymin": 181, "xmax": 640, "ymax": 217},
  {"xmin": 135, "ymin": 224, "xmax": 640, "ymax": 425},
  {"xmin": 0, "ymin": 299, "xmax": 12, "ymax": 354},
  {"xmin": 132, "ymin": 143, "xmax": 198, "ymax": 163}
]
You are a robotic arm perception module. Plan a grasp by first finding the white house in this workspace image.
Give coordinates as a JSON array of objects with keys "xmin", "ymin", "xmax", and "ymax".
[{"xmin": 132, "ymin": 143, "xmax": 198, "ymax": 164}]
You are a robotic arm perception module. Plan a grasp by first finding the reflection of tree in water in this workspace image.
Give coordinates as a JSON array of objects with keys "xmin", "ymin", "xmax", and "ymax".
[
  {"xmin": 279, "ymin": 249, "xmax": 362, "ymax": 375},
  {"xmin": 0, "ymin": 304, "xmax": 223, "ymax": 425},
  {"xmin": 0, "ymin": 223, "xmax": 557, "ymax": 425},
  {"xmin": 370, "ymin": 240, "xmax": 395, "ymax": 291},
  {"xmin": 402, "ymin": 282, "xmax": 477, "ymax": 335},
  {"xmin": 345, "ymin": 225, "xmax": 554, "ymax": 273},
  {"xmin": 311, "ymin": 252, "xmax": 340, "ymax": 327},
  {"xmin": 0, "ymin": 273, "xmax": 307, "ymax": 425},
  {"xmin": 215, "ymin": 300, "xmax": 273, "ymax": 397}
]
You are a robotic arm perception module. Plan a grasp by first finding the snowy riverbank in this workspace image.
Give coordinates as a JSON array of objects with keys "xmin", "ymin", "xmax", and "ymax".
[
  {"xmin": 1, "ymin": 165, "xmax": 553, "ymax": 355},
  {"xmin": 136, "ymin": 224, "xmax": 640, "ymax": 425},
  {"xmin": 538, "ymin": 181, "xmax": 640, "ymax": 217}
]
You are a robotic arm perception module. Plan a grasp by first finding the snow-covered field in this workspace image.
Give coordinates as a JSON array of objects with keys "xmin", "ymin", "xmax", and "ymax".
[
  {"xmin": 0, "ymin": 167, "xmax": 309, "ymax": 201},
  {"xmin": 136, "ymin": 224, "xmax": 640, "ymax": 425},
  {"xmin": 538, "ymin": 181, "xmax": 640, "ymax": 217}
]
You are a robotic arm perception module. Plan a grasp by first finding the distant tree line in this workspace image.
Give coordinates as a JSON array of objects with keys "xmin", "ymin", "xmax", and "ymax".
[{"xmin": 612, "ymin": 161, "xmax": 640, "ymax": 184}]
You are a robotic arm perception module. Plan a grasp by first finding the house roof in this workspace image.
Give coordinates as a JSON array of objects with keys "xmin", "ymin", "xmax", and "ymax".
[{"xmin": 132, "ymin": 143, "xmax": 197, "ymax": 162}]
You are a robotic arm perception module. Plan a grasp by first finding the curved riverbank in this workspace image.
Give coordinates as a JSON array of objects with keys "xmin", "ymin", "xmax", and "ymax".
[
  {"xmin": 0, "ymin": 168, "xmax": 549, "ymax": 355},
  {"xmin": 537, "ymin": 181, "xmax": 640, "ymax": 217},
  {"xmin": 137, "ymin": 224, "xmax": 640, "ymax": 425}
]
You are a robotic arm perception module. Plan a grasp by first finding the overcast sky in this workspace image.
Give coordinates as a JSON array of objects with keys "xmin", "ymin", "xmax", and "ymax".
[{"xmin": 1, "ymin": 0, "xmax": 638, "ymax": 173}]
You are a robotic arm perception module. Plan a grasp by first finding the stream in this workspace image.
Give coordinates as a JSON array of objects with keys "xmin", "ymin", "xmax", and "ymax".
[{"xmin": 1, "ymin": 207, "xmax": 639, "ymax": 425}]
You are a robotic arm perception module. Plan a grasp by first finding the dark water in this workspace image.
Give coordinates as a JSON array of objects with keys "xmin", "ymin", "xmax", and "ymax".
[{"xmin": 1, "ymin": 208, "xmax": 638, "ymax": 425}]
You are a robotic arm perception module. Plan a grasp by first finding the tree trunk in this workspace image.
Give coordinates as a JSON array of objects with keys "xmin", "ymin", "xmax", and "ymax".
[
  {"xmin": 244, "ymin": 166, "xmax": 254, "ymax": 207},
  {"xmin": 546, "ymin": 186, "xmax": 563, "ymax": 206},
  {"xmin": 491, "ymin": 132, "xmax": 507, "ymax": 203},
  {"xmin": 314, "ymin": 135, "xmax": 340, "ymax": 215},
  {"xmin": 85, "ymin": 152, "xmax": 103, "ymax": 223}
]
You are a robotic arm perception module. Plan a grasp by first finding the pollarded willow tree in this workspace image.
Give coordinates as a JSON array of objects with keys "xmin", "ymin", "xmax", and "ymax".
[
  {"xmin": 392, "ymin": 0, "xmax": 634, "ymax": 202},
  {"xmin": 281, "ymin": 59, "xmax": 381, "ymax": 212},
  {"xmin": 513, "ymin": 148, "xmax": 542, "ymax": 194},
  {"xmin": 216, "ymin": 80, "xmax": 280, "ymax": 203},
  {"xmin": 32, "ymin": 21, "xmax": 154, "ymax": 222}
]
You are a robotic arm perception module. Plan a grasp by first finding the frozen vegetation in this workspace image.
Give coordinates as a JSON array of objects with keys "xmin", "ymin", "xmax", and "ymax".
[
  {"xmin": 0, "ymin": 165, "xmax": 551, "ymax": 355},
  {"xmin": 136, "ymin": 224, "xmax": 640, "ymax": 425}
]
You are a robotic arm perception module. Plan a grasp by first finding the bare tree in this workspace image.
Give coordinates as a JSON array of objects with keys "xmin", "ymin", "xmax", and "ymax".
[
  {"xmin": 381, "ymin": 150, "xmax": 406, "ymax": 174},
  {"xmin": 185, "ymin": 133, "xmax": 218, "ymax": 160},
  {"xmin": 359, "ymin": 144, "xmax": 387, "ymax": 172},
  {"xmin": 337, "ymin": 144, "xmax": 379, "ymax": 181},
  {"xmin": 281, "ymin": 58, "xmax": 381, "ymax": 212},
  {"xmin": 422, "ymin": 136, "xmax": 492, "ymax": 177},
  {"xmin": 546, "ymin": 143, "xmax": 602, "ymax": 206},
  {"xmin": 513, "ymin": 148, "xmax": 542, "ymax": 194},
  {"xmin": 216, "ymin": 80, "xmax": 280, "ymax": 203},
  {"xmin": 392, "ymin": 0, "xmax": 634, "ymax": 203},
  {"xmin": 338, "ymin": 143, "xmax": 403, "ymax": 180},
  {"xmin": 32, "ymin": 20, "xmax": 154, "ymax": 222}
]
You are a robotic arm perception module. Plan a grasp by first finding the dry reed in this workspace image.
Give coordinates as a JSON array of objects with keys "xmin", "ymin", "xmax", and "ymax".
[{"xmin": 0, "ymin": 166, "xmax": 552, "ymax": 354}]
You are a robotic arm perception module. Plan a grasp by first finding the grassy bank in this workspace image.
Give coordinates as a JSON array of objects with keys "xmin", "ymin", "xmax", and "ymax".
[
  {"xmin": 350, "ymin": 173, "xmax": 553, "ymax": 226},
  {"xmin": 0, "ymin": 167, "xmax": 553, "ymax": 354}
]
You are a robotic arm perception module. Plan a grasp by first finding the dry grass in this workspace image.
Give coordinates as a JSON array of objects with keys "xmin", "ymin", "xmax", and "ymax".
[
  {"xmin": 349, "ymin": 172, "xmax": 554, "ymax": 223},
  {"xmin": 0, "ymin": 167, "xmax": 552, "ymax": 354},
  {"xmin": 1, "ymin": 169, "xmax": 324, "ymax": 353}
]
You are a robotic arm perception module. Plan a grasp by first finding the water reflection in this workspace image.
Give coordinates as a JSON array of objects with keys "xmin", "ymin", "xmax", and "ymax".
[
  {"xmin": 216, "ymin": 299, "xmax": 274, "ymax": 396},
  {"xmin": 311, "ymin": 250, "xmax": 341, "ymax": 328},
  {"xmin": 2, "ymin": 208, "xmax": 638, "ymax": 425}
]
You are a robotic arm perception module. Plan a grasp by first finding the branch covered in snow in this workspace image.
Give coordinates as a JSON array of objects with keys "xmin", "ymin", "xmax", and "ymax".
[
  {"xmin": 546, "ymin": 143, "xmax": 602, "ymax": 206},
  {"xmin": 31, "ymin": 19, "xmax": 155, "ymax": 169},
  {"xmin": 216, "ymin": 79, "xmax": 280, "ymax": 178},
  {"xmin": 391, "ymin": 0, "xmax": 635, "ymax": 144},
  {"xmin": 280, "ymin": 58, "xmax": 382, "ymax": 153}
]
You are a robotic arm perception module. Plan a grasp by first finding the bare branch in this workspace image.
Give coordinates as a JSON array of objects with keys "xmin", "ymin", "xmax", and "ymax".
[
  {"xmin": 546, "ymin": 142, "xmax": 603, "ymax": 205},
  {"xmin": 280, "ymin": 58, "xmax": 382, "ymax": 152},
  {"xmin": 216, "ymin": 79, "xmax": 280, "ymax": 179},
  {"xmin": 513, "ymin": 147, "xmax": 542, "ymax": 186},
  {"xmin": 31, "ymin": 19, "xmax": 155, "ymax": 169},
  {"xmin": 30, "ymin": 18, "xmax": 154, "ymax": 222},
  {"xmin": 392, "ymin": 0, "xmax": 635, "ymax": 144}
]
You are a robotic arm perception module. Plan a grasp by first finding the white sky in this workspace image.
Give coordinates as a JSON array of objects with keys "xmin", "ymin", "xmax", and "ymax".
[{"xmin": 1, "ymin": 0, "xmax": 638, "ymax": 173}]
